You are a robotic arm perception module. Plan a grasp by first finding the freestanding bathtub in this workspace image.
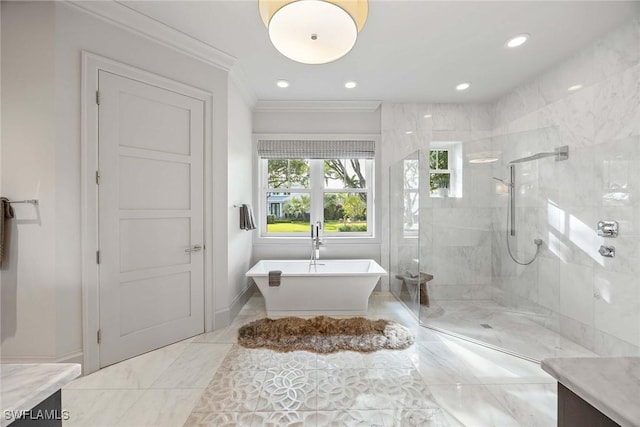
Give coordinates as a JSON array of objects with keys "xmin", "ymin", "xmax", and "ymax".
[{"xmin": 245, "ymin": 259, "xmax": 387, "ymax": 317}]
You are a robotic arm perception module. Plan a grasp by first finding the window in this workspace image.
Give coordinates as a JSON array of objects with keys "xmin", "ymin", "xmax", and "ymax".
[
  {"xmin": 322, "ymin": 159, "xmax": 370, "ymax": 234},
  {"xmin": 429, "ymin": 142, "xmax": 462, "ymax": 198},
  {"xmin": 258, "ymin": 139, "xmax": 375, "ymax": 237},
  {"xmin": 403, "ymin": 158, "xmax": 419, "ymax": 235},
  {"xmin": 429, "ymin": 149, "xmax": 451, "ymax": 196}
]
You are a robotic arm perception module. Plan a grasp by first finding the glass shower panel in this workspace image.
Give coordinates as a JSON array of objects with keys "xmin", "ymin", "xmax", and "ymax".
[
  {"xmin": 416, "ymin": 130, "xmax": 606, "ymax": 361},
  {"xmin": 389, "ymin": 152, "xmax": 420, "ymax": 318}
]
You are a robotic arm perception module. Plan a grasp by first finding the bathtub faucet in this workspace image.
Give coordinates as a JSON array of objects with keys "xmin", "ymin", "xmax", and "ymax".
[{"xmin": 309, "ymin": 221, "xmax": 323, "ymax": 270}]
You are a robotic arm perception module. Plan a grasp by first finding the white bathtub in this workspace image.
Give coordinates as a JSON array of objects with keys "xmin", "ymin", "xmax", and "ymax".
[{"xmin": 245, "ymin": 259, "xmax": 387, "ymax": 317}]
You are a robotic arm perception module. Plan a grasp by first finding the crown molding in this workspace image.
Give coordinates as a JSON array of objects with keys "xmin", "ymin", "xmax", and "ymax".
[
  {"xmin": 65, "ymin": 0, "xmax": 236, "ymax": 71},
  {"xmin": 253, "ymin": 100, "xmax": 382, "ymax": 113},
  {"xmin": 229, "ymin": 67, "xmax": 258, "ymax": 109}
]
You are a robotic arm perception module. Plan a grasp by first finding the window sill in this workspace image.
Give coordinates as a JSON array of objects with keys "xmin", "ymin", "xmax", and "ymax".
[{"xmin": 254, "ymin": 235, "xmax": 380, "ymax": 245}]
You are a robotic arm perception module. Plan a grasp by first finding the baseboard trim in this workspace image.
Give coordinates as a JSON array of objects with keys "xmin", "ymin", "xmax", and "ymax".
[
  {"xmin": 213, "ymin": 283, "xmax": 256, "ymax": 330},
  {"xmin": 229, "ymin": 283, "xmax": 256, "ymax": 320},
  {"xmin": 1, "ymin": 350, "xmax": 83, "ymax": 365},
  {"xmin": 214, "ymin": 308, "xmax": 230, "ymax": 329},
  {"xmin": 57, "ymin": 351, "xmax": 84, "ymax": 365}
]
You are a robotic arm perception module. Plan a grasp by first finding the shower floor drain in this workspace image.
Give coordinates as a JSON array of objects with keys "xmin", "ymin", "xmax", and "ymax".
[{"xmin": 480, "ymin": 323, "xmax": 493, "ymax": 329}]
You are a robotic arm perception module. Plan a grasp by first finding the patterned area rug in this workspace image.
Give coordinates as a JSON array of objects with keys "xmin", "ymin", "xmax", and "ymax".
[{"xmin": 238, "ymin": 316, "xmax": 415, "ymax": 354}]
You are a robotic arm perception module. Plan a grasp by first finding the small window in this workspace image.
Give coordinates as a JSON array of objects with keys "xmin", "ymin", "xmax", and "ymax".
[{"xmin": 429, "ymin": 143, "xmax": 462, "ymax": 198}]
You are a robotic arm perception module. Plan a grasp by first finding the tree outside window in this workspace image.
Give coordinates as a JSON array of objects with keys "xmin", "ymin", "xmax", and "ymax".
[{"xmin": 264, "ymin": 158, "xmax": 372, "ymax": 235}]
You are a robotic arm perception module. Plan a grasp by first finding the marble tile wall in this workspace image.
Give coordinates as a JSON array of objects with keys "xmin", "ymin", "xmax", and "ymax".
[
  {"xmin": 382, "ymin": 103, "xmax": 494, "ymax": 304},
  {"xmin": 491, "ymin": 16, "xmax": 640, "ymax": 356}
]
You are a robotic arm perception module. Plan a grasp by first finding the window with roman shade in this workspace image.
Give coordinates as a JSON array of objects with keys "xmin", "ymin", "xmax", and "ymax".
[{"xmin": 257, "ymin": 139, "xmax": 375, "ymax": 237}]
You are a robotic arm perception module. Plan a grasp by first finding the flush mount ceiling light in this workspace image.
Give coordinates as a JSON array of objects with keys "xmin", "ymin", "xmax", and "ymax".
[
  {"xmin": 568, "ymin": 84, "xmax": 583, "ymax": 91},
  {"xmin": 344, "ymin": 81, "xmax": 357, "ymax": 89},
  {"xmin": 276, "ymin": 79, "xmax": 290, "ymax": 88},
  {"xmin": 456, "ymin": 82, "xmax": 471, "ymax": 91},
  {"xmin": 259, "ymin": 0, "xmax": 368, "ymax": 64},
  {"xmin": 505, "ymin": 33, "xmax": 529, "ymax": 48},
  {"xmin": 423, "ymin": 114, "xmax": 432, "ymax": 118},
  {"xmin": 468, "ymin": 151, "xmax": 500, "ymax": 164}
]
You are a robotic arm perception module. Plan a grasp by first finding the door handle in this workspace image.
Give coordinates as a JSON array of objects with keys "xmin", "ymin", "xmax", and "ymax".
[{"xmin": 185, "ymin": 245, "xmax": 202, "ymax": 253}]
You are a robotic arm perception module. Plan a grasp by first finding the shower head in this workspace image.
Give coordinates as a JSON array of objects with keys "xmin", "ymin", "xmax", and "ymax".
[
  {"xmin": 508, "ymin": 146, "xmax": 569, "ymax": 165},
  {"xmin": 492, "ymin": 177, "xmax": 512, "ymax": 187}
]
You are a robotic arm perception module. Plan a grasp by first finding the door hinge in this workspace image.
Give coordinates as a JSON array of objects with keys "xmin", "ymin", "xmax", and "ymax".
[
  {"xmin": 96, "ymin": 90, "xmax": 100, "ymax": 105},
  {"xmin": 97, "ymin": 329, "xmax": 101, "ymax": 344},
  {"xmin": 95, "ymin": 171, "xmax": 100, "ymax": 185},
  {"xmin": 96, "ymin": 250, "xmax": 100, "ymax": 264}
]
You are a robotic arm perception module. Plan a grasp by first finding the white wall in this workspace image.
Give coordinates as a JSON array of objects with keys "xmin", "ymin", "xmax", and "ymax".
[
  {"xmin": 1, "ymin": 1, "xmax": 231, "ymax": 363},
  {"xmin": 225, "ymin": 80, "xmax": 254, "ymax": 322},
  {"xmin": 1, "ymin": 1, "xmax": 57, "ymax": 360},
  {"xmin": 251, "ymin": 109, "xmax": 383, "ymax": 270},
  {"xmin": 253, "ymin": 110, "xmax": 381, "ymax": 135}
]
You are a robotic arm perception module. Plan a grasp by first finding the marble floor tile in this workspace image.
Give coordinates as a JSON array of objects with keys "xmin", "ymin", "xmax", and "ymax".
[
  {"xmin": 62, "ymin": 389, "xmax": 142, "ymax": 426},
  {"xmin": 192, "ymin": 370, "xmax": 266, "ymax": 413},
  {"xmin": 65, "ymin": 339, "xmax": 191, "ymax": 389},
  {"xmin": 361, "ymin": 348, "xmax": 416, "ymax": 369},
  {"xmin": 255, "ymin": 369, "xmax": 317, "ymax": 411},
  {"xmin": 151, "ymin": 343, "xmax": 232, "ymax": 389},
  {"xmin": 183, "ymin": 411, "xmax": 254, "ymax": 427},
  {"xmin": 485, "ymin": 384, "xmax": 557, "ymax": 427},
  {"xmin": 428, "ymin": 384, "xmax": 522, "ymax": 427},
  {"xmin": 411, "ymin": 342, "xmax": 480, "ymax": 385},
  {"xmin": 314, "ymin": 410, "xmax": 385, "ymax": 427},
  {"xmin": 369, "ymin": 368, "xmax": 441, "ymax": 410},
  {"xmin": 316, "ymin": 369, "xmax": 377, "ymax": 410},
  {"xmin": 251, "ymin": 410, "xmax": 317, "ymax": 426},
  {"xmin": 421, "ymin": 300, "xmax": 596, "ymax": 361},
  {"xmin": 434, "ymin": 338, "xmax": 554, "ymax": 384},
  {"xmin": 115, "ymin": 388, "xmax": 202, "ymax": 427},
  {"xmin": 379, "ymin": 408, "xmax": 453, "ymax": 427},
  {"xmin": 61, "ymin": 292, "xmax": 574, "ymax": 427},
  {"xmin": 317, "ymin": 351, "xmax": 366, "ymax": 369}
]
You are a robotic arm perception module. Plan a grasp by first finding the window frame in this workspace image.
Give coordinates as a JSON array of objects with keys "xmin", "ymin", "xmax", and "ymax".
[
  {"xmin": 253, "ymin": 134, "xmax": 380, "ymax": 244},
  {"xmin": 429, "ymin": 148, "xmax": 453, "ymax": 197},
  {"xmin": 261, "ymin": 158, "xmax": 374, "ymax": 238},
  {"xmin": 429, "ymin": 142, "xmax": 463, "ymax": 198}
]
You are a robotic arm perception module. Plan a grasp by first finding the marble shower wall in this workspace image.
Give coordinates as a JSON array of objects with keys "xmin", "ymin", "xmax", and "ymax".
[
  {"xmin": 491, "ymin": 16, "xmax": 640, "ymax": 356},
  {"xmin": 381, "ymin": 103, "xmax": 493, "ymax": 301}
]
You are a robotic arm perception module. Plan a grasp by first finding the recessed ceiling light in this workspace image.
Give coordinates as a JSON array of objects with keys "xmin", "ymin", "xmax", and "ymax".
[
  {"xmin": 423, "ymin": 114, "xmax": 432, "ymax": 118},
  {"xmin": 405, "ymin": 131, "xmax": 413, "ymax": 135},
  {"xmin": 456, "ymin": 82, "xmax": 471, "ymax": 91},
  {"xmin": 276, "ymin": 79, "xmax": 290, "ymax": 88},
  {"xmin": 505, "ymin": 34, "xmax": 529, "ymax": 48},
  {"xmin": 568, "ymin": 84, "xmax": 583, "ymax": 91},
  {"xmin": 344, "ymin": 81, "xmax": 357, "ymax": 89}
]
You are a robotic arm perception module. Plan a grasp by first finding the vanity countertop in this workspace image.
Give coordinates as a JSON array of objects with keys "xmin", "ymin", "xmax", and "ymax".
[
  {"xmin": 542, "ymin": 357, "xmax": 640, "ymax": 427},
  {"xmin": 1, "ymin": 363, "xmax": 81, "ymax": 427}
]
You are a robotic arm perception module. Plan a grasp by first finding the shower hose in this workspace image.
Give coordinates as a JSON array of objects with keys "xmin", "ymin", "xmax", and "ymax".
[{"xmin": 505, "ymin": 199, "xmax": 542, "ymax": 266}]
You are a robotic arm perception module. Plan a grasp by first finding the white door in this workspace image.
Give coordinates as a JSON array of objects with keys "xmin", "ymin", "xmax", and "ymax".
[{"xmin": 98, "ymin": 70, "xmax": 205, "ymax": 367}]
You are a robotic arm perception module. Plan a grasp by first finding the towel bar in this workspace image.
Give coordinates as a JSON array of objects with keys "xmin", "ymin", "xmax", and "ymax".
[{"xmin": 7, "ymin": 199, "xmax": 39, "ymax": 205}]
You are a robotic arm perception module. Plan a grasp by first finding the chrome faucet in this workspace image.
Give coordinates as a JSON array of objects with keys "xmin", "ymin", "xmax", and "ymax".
[{"xmin": 309, "ymin": 221, "xmax": 323, "ymax": 270}]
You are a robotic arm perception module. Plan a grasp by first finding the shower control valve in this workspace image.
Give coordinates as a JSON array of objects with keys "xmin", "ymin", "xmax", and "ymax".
[
  {"xmin": 598, "ymin": 245, "xmax": 615, "ymax": 258},
  {"xmin": 597, "ymin": 220, "xmax": 618, "ymax": 237}
]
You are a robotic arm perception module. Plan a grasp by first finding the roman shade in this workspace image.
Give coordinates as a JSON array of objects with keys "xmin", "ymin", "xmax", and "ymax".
[{"xmin": 257, "ymin": 140, "xmax": 375, "ymax": 159}]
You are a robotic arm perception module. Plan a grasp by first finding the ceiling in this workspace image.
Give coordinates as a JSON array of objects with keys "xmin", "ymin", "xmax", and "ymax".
[{"xmin": 121, "ymin": 0, "xmax": 640, "ymax": 103}]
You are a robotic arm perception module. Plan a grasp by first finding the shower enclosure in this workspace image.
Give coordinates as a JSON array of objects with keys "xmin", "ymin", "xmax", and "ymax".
[{"xmin": 389, "ymin": 128, "xmax": 638, "ymax": 361}]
